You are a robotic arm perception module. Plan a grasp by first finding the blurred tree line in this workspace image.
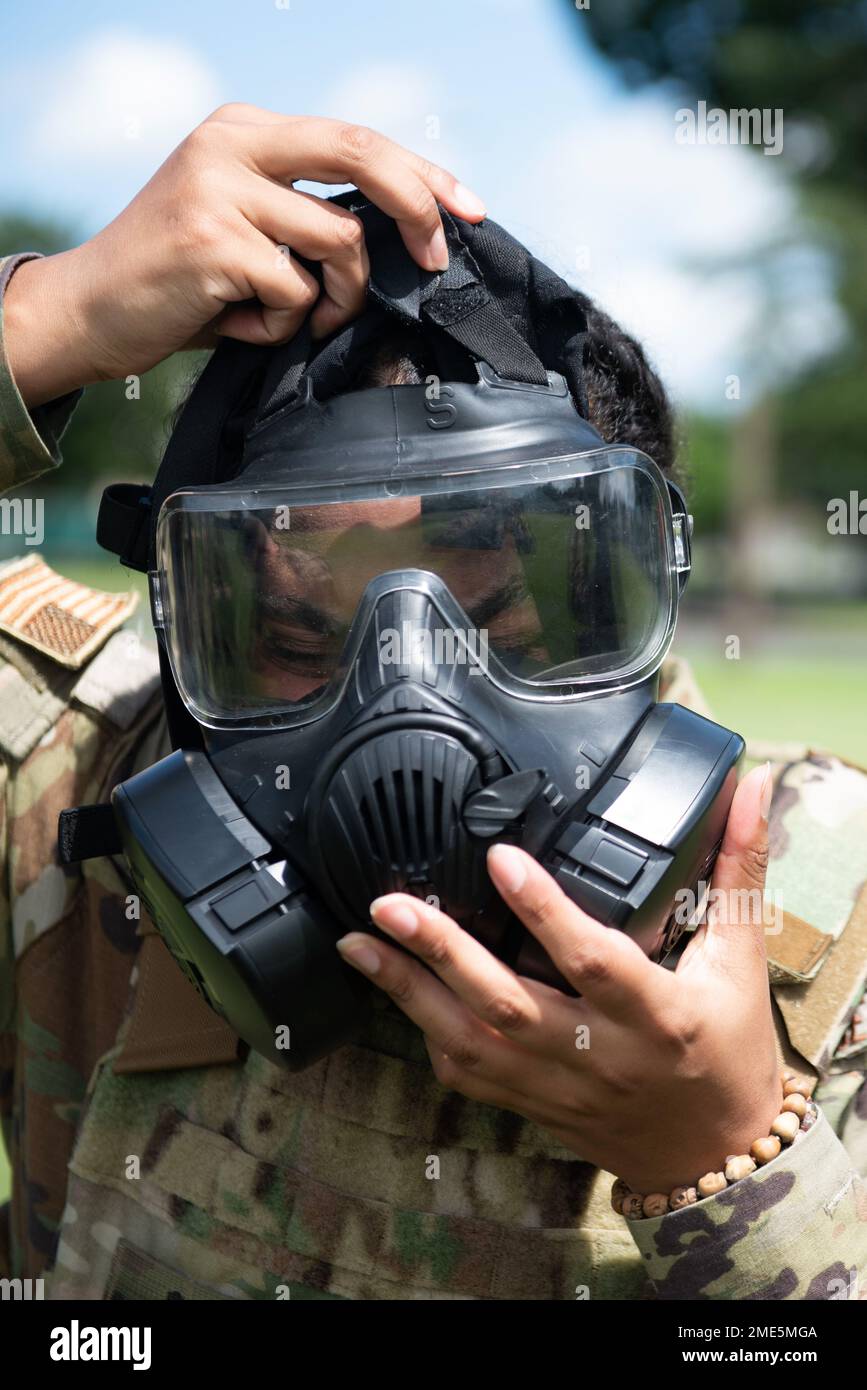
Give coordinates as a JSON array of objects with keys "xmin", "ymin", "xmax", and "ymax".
[{"xmin": 564, "ymin": 0, "xmax": 867, "ymax": 559}]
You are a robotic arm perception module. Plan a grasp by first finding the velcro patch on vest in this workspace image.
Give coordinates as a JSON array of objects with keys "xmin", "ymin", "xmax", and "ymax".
[
  {"xmin": 766, "ymin": 910, "xmax": 834, "ymax": 984},
  {"xmin": 773, "ymin": 881, "xmax": 867, "ymax": 1073},
  {"xmin": 0, "ymin": 554, "xmax": 138, "ymax": 669}
]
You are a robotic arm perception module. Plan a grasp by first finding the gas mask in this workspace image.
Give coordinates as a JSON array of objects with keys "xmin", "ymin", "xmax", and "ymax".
[{"xmin": 61, "ymin": 200, "xmax": 743, "ymax": 1070}]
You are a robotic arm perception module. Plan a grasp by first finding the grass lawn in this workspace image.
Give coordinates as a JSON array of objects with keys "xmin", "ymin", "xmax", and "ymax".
[{"xmin": 681, "ymin": 651, "xmax": 867, "ymax": 766}]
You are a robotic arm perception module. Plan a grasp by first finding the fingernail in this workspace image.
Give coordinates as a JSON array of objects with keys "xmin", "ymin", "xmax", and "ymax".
[
  {"xmin": 336, "ymin": 934, "xmax": 381, "ymax": 975},
  {"xmin": 370, "ymin": 898, "xmax": 418, "ymax": 939},
  {"xmin": 760, "ymin": 761, "xmax": 773, "ymax": 822},
  {"xmin": 487, "ymin": 844, "xmax": 527, "ymax": 894},
  {"xmin": 452, "ymin": 182, "xmax": 487, "ymax": 219},
  {"xmin": 427, "ymin": 226, "xmax": 449, "ymax": 271}
]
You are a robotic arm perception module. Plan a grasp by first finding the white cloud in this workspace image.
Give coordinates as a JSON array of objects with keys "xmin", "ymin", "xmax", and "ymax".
[
  {"xmin": 320, "ymin": 65, "xmax": 440, "ymax": 139},
  {"xmin": 28, "ymin": 30, "xmax": 220, "ymax": 168},
  {"xmin": 501, "ymin": 95, "xmax": 840, "ymax": 411},
  {"xmin": 315, "ymin": 64, "xmax": 469, "ymax": 184},
  {"xmin": 311, "ymin": 74, "xmax": 839, "ymax": 409}
]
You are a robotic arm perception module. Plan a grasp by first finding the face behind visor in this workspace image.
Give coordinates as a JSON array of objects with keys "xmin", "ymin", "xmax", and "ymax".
[
  {"xmin": 156, "ymin": 369, "xmax": 685, "ymax": 729},
  {"xmin": 61, "ymin": 201, "xmax": 743, "ymax": 1070}
]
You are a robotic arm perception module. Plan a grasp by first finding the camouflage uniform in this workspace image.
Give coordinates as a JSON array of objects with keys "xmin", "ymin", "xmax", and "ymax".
[{"xmin": 1, "ymin": 252, "xmax": 866, "ymax": 1301}]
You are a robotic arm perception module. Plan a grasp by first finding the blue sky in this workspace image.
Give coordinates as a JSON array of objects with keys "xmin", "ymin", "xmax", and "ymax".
[{"xmin": 0, "ymin": 0, "xmax": 843, "ymax": 412}]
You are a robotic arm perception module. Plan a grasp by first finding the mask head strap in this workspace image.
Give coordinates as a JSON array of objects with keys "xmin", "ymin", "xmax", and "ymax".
[{"xmin": 253, "ymin": 196, "xmax": 553, "ymax": 422}]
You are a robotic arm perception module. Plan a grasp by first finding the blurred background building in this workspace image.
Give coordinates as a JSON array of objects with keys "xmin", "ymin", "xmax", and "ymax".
[{"xmin": 1, "ymin": 0, "xmax": 865, "ymax": 757}]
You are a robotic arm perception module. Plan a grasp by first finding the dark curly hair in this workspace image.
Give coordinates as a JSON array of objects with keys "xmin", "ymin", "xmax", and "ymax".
[{"xmin": 573, "ymin": 292, "xmax": 678, "ymax": 477}]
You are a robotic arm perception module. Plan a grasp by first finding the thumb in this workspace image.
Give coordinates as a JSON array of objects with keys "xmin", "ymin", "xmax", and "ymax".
[{"xmin": 689, "ymin": 762, "xmax": 774, "ymax": 965}]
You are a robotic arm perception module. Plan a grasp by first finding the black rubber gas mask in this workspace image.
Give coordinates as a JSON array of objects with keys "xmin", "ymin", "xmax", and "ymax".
[{"xmin": 63, "ymin": 201, "xmax": 743, "ymax": 1070}]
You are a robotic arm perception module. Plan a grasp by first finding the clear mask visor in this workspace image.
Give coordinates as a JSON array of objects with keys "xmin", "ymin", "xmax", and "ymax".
[{"xmin": 156, "ymin": 448, "xmax": 681, "ymax": 729}]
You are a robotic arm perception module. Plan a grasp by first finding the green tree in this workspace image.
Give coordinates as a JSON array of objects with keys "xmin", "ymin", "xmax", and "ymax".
[{"xmin": 567, "ymin": 0, "xmax": 866, "ymax": 195}]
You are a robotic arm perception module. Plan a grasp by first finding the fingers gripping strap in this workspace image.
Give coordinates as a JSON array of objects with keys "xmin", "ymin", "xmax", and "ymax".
[
  {"xmin": 255, "ymin": 199, "xmax": 549, "ymax": 424},
  {"xmin": 356, "ymin": 198, "xmax": 550, "ymax": 387}
]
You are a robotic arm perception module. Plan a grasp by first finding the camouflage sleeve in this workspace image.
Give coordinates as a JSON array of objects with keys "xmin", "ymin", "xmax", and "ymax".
[
  {"xmin": 0, "ymin": 254, "xmax": 82, "ymax": 494},
  {"xmin": 627, "ymin": 1108, "xmax": 867, "ymax": 1299}
]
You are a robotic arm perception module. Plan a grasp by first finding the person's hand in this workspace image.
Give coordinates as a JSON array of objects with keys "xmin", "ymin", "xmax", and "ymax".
[
  {"xmin": 337, "ymin": 764, "xmax": 782, "ymax": 1196},
  {"xmin": 4, "ymin": 105, "xmax": 486, "ymax": 406}
]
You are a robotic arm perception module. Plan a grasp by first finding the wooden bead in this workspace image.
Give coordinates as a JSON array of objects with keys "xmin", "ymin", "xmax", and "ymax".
[
  {"xmin": 621, "ymin": 1193, "xmax": 645, "ymax": 1220},
  {"xmin": 771, "ymin": 1111, "xmax": 801, "ymax": 1143},
  {"xmin": 697, "ymin": 1171, "xmax": 727, "ymax": 1198},
  {"xmin": 751, "ymin": 1135, "xmax": 782, "ymax": 1165},
  {"xmin": 724, "ymin": 1154, "xmax": 756, "ymax": 1182},
  {"xmin": 642, "ymin": 1193, "xmax": 670, "ymax": 1218},
  {"xmin": 780, "ymin": 1068, "xmax": 797, "ymax": 1083},
  {"xmin": 669, "ymin": 1185, "xmax": 697, "ymax": 1210},
  {"xmin": 781, "ymin": 1093, "xmax": 807, "ymax": 1118},
  {"xmin": 783, "ymin": 1077, "xmax": 813, "ymax": 1099},
  {"xmin": 610, "ymin": 1178, "xmax": 631, "ymax": 1213}
]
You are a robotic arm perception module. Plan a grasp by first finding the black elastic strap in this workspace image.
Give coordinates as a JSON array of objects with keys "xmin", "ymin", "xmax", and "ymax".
[
  {"xmin": 254, "ymin": 201, "xmax": 549, "ymax": 428},
  {"xmin": 370, "ymin": 201, "xmax": 549, "ymax": 387},
  {"xmin": 58, "ymin": 803, "xmax": 122, "ymax": 864},
  {"xmin": 419, "ymin": 209, "xmax": 548, "ymax": 388},
  {"xmin": 460, "ymin": 216, "xmax": 590, "ymax": 418},
  {"xmin": 96, "ymin": 482, "xmax": 153, "ymax": 572},
  {"xmin": 425, "ymin": 287, "xmax": 548, "ymax": 386}
]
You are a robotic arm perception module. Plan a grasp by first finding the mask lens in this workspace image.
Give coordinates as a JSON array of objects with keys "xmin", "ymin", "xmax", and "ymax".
[{"xmin": 157, "ymin": 452, "xmax": 676, "ymax": 727}]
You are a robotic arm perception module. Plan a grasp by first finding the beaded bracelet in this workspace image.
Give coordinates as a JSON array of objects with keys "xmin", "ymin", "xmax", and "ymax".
[{"xmin": 612, "ymin": 1069, "xmax": 818, "ymax": 1221}]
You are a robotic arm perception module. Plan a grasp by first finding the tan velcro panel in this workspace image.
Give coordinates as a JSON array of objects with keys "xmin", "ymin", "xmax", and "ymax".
[
  {"xmin": 772, "ymin": 882, "xmax": 867, "ymax": 1074},
  {"xmin": 766, "ymin": 909, "xmax": 834, "ymax": 984},
  {"xmin": 0, "ymin": 554, "xmax": 138, "ymax": 669}
]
